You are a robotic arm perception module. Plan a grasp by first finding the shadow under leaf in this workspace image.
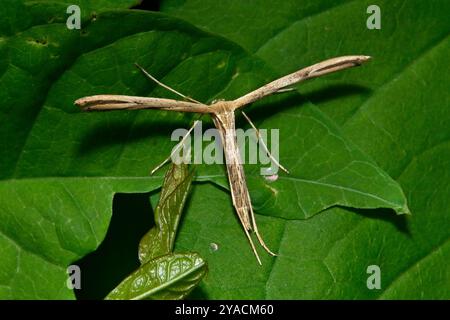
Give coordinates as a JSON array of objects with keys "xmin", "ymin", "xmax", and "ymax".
[
  {"xmin": 238, "ymin": 84, "xmax": 371, "ymax": 127},
  {"xmin": 74, "ymin": 191, "xmax": 157, "ymax": 300},
  {"xmin": 76, "ymin": 118, "xmax": 192, "ymax": 156},
  {"xmin": 342, "ymin": 206, "xmax": 411, "ymax": 236},
  {"xmin": 302, "ymin": 84, "xmax": 372, "ymax": 105}
]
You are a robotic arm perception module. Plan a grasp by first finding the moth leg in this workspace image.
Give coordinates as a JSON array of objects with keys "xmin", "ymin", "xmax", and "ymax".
[
  {"xmin": 247, "ymin": 204, "xmax": 277, "ymax": 257},
  {"xmin": 254, "ymin": 226, "xmax": 277, "ymax": 257},
  {"xmin": 235, "ymin": 207, "xmax": 262, "ymax": 265},
  {"xmin": 241, "ymin": 111, "xmax": 289, "ymax": 174},
  {"xmin": 150, "ymin": 120, "xmax": 199, "ymax": 175}
]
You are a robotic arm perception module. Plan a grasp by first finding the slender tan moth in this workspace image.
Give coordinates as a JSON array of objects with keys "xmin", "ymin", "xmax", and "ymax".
[{"xmin": 75, "ymin": 55, "xmax": 371, "ymax": 264}]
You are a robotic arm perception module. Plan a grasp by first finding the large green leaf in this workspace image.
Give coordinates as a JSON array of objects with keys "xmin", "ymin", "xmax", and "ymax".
[
  {"xmin": 162, "ymin": 0, "xmax": 450, "ymax": 298},
  {"xmin": 0, "ymin": 1, "xmax": 409, "ymax": 299}
]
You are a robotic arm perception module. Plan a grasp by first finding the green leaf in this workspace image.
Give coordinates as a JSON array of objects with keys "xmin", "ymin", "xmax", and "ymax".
[
  {"xmin": 105, "ymin": 252, "xmax": 207, "ymax": 300},
  {"xmin": 161, "ymin": 0, "xmax": 450, "ymax": 298},
  {"xmin": 175, "ymin": 180, "xmax": 449, "ymax": 299},
  {"xmin": 242, "ymin": 98, "xmax": 410, "ymax": 219},
  {"xmin": 0, "ymin": 177, "xmax": 162, "ymax": 299},
  {"xmin": 0, "ymin": 1, "xmax": 411, "ymax": 299},
  {"xmin": 139, "ymin": 164, "xmax": 194, "ymax": 263}
]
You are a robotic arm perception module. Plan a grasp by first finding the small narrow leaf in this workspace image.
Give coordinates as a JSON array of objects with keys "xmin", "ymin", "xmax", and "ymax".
[
  {"xmin": 105, "ymin": 252, "xmax": 207, "ymax": 300},
  {"xmin": 139, "ymin": 164, "xmax": 194, "ymax": 264}
]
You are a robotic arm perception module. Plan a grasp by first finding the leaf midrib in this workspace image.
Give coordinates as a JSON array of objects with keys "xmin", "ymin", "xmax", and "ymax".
[{"xmin": 131, "ymin": 259, "xmax": 206, "ymax": 300}]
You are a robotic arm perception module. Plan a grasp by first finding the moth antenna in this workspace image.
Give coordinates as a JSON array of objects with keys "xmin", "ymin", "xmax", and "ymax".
[{"xmin": 135, "ymin": 63, "xmax": 203, "ymax": 105}]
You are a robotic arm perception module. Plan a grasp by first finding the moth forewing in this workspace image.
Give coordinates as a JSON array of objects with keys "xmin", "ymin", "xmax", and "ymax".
[
  {"xmin": 75, "ymin": 94, "xmax": 211, "ymax": 113},
  {"xmin": 232, "ymin": 55, "xmax": 371, "ymax": 109}
]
